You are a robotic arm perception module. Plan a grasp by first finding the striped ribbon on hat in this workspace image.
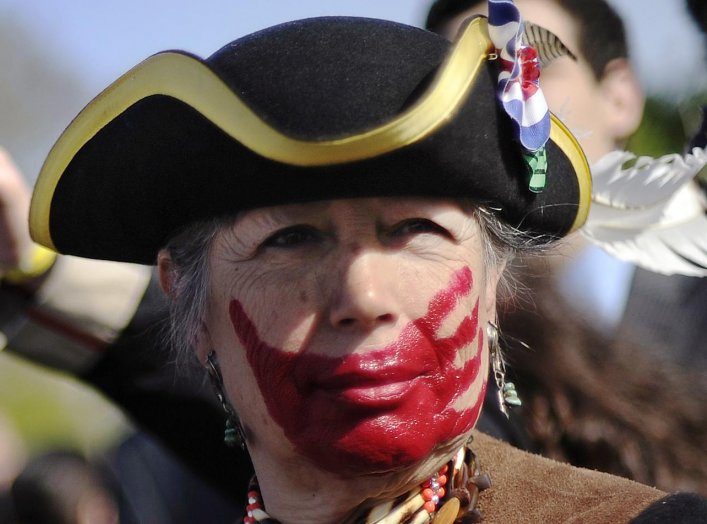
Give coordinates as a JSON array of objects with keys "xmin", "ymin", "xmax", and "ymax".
[
  {"xmin": 488, "ymin": 0, "xmax": 550, "ymax": 152},
  {"xmin": 488, "ymin": 0, "xmax": 550, "ymax": 192}
]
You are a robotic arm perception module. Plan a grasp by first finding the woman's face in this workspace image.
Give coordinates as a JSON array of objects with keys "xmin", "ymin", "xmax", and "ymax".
[{"xmin": 199, "ymin": 197, "xmax": 501, "ymax": 476}]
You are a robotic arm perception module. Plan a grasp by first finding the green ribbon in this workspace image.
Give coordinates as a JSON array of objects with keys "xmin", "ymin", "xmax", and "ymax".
[{"xmin": 523, "ymin": 146, "xmax": 548, "ymax": 193}]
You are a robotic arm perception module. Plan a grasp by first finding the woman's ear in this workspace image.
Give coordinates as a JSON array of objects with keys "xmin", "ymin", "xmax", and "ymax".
[
  {"xmin": 194, "ymin": 321, "xmax": 212, "ymax": 365},
  {"xmin": 599, "ymin": 58, "xmax": 645, "ymax": 143},
  {"xmin": 157, "ymin": 249, "xmax": 211, "ymax": 364},
  {"xmin": 484, "ymin": 259, "xmax": 507, "ymax": 321},
  {"xmin": 157, "ymin": 249, "xmax": 174, "ymax": 296}
]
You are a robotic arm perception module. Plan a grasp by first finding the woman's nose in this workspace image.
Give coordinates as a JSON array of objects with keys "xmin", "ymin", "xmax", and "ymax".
[{"xmin": 327, "ymin": 249, "xmax": 399, "ymax": 331}]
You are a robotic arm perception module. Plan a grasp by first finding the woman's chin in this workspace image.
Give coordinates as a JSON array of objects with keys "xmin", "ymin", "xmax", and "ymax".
[{"xmin": 292, "ymin": 413, "xmax": 474, "ymax": 476}]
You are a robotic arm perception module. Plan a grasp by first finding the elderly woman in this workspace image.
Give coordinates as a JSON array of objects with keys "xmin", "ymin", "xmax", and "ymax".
[{"xmin": 27, "ymin": 1, "xmax": 704, "ymax": 522}]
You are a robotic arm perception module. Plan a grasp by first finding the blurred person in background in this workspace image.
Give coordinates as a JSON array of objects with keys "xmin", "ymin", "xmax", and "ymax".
[
  {"xmin": 687, "ymin": 0, "xmax": 707, "ymax": 153},
  {"xmin": 426, "ymin": 0, "xmax": 707, "ymax": 494}
]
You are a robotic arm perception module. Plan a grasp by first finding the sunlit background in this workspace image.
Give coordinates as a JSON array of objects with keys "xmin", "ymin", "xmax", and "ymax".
[{"xmin": 0, "ymin": 0, "xmax": 705, "ymax": 485}]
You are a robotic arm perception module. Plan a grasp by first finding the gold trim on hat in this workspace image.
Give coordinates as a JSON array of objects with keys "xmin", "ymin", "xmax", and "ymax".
[{"xmin": 549, "ymin": 114, "xmax": 591, "ymax": 234}]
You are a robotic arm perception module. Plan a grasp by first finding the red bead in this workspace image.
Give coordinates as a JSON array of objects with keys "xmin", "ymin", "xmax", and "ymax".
[
  {"xmin": 438, "ymin": 474, "xmax": 448, "ymax": 485},
  {"xmin": 438, "ymin": 487, "xmax": 446, "ymax": 498},
  {"xmin": 247, "ymin": 491, "xmax": 260, "ymax": 499},
  {"xmin": 244, "ymin": 517, "xmax": 255, "ymax": 524},
  {"xmin": 422, "ymin": 488, "xmax": 434, "ymax": 500},
  {"xmin": 520, "ymin": 46, "xmax": 538, "ymax": 61},
  {"xmin": 439, "ymin": 464, "xmax": 448, "ymax": 474},
  {"xmin": 246, "ymin": 503, "xmax": 261, "ymax": 512},
  {"xmin": 423, "ymin": 500, "xmax": 437, "ymax": 513}
]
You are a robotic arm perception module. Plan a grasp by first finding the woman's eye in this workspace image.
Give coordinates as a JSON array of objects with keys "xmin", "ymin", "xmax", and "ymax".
[
  {"xmin": 389, "ymin": 219, "xmax": 451, "ymax": 239},
  {"xmin": 262, "ymin": 226, "xmax": 322, "ymax": 248}
]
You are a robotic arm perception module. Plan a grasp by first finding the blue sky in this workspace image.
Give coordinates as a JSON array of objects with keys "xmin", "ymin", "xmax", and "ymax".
[{"xmin": 0, "ymin": 1, "xmax": 431, "ymax": 95}]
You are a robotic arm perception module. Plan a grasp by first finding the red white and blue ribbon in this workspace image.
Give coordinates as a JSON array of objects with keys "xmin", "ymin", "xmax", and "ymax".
[{"xmin": 488, "ymin": 0, "xmax": 550, "ymax": 155}]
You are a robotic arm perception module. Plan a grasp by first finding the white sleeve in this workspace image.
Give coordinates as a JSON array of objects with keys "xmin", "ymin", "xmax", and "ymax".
[{"xmin": 0, "ymin": 256, "xmax": 152, "ymax": 374}]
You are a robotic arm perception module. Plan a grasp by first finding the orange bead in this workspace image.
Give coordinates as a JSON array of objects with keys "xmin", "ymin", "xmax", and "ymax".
[
  {"xmin": 438, "ymin": 487, "xmax": 446, "ymax": 498},
  {"xmin": 422, "ymin": 488, "xmax": 435, "ymax": 500},
  {"xmin": 423, "ymin": 500, "xmax": 437, "ymax": 513},
  {"xmin": 438, "ymin": 474, "xmax": 448, "ymax": 485}
]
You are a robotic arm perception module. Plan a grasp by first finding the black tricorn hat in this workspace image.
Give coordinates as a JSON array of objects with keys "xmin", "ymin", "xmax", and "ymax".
[{"xmin": 29, "ymin": 16, "xmax": 590, "ymax": 265}]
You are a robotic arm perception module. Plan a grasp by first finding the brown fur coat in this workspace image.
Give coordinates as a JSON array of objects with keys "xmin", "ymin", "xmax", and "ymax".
[{"xmin": 474, "ymin": 431, "xmax": 665, "ymax": 523}]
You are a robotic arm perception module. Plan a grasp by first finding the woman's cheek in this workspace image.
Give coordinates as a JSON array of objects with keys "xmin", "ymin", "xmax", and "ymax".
[{"xmin": 228, "ymin": 275, "xmax": 318, "ymax": 351}]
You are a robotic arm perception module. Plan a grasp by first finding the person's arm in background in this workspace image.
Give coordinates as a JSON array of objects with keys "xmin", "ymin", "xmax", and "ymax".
[
  {"xmin": 0, "ymin": 147, "xmax": 252, "ymax": 501},
  {"xmin": 0, "ymin": 147, "xmax": 151, "ymax": 374}
]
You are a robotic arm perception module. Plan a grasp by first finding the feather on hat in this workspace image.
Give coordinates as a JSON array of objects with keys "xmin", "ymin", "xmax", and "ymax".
[{"xmin": 582, "ymin": 146, "xmax": 707, "ymax": 276}]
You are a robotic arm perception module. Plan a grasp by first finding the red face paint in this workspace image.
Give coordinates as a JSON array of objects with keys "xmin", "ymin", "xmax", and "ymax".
[{"xmin": 230, "ymin": 266, "xmax": 486, "ymax": 474}]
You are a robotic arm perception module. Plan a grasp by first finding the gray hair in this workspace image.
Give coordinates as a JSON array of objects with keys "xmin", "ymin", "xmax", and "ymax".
[
  {"xmin": 161, "ymin": 206, "xmax": 553, "ymax": 363},
  {"xmin": 161, "ymin": 218, "xmax": 227, "ymax": 365}
]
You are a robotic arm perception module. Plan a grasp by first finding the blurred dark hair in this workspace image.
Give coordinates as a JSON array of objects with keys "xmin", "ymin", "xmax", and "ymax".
[
  {"xmin": 499, "ymin": 272, "xmax": 707, "ymax": 495},
  {"xmin": 687, "ymin": 0, "xmax": 707, "ymax": 34},
  {"xmin": 425, "ymin": 0, "xmax": 629, "ymax": 79}
]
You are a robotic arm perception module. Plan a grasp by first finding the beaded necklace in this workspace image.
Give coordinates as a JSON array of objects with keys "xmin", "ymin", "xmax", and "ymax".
[{"xmin": 242, "ymin": 439, "xmax": 490, "ymax": 524}]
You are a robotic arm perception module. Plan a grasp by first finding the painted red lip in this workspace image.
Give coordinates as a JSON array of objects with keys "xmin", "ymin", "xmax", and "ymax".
[{"xmin": 313, "ymin": 362, "xmax": 428, "ymax": 407}]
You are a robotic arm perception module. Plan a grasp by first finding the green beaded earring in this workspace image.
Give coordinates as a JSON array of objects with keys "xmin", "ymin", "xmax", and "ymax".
[
  {"xmin": 206, "ymin": 351, "xmax": 247, "ymax": 450},
  {"xmin": 486, "ymin": 321, "xmax": 522, "ymax": 417}
]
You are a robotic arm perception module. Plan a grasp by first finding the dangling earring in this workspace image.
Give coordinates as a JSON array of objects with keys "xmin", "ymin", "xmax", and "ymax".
[
  {"xmin": 205, "ymin": 351, "xmax": 247, "ymax": 450},
  {"xmin": 486, "ymin": 321, "xmax": 522, "ymax": 418}
]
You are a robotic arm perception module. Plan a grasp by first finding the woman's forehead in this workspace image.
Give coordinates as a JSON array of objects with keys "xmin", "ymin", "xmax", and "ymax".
[{"xmin": 234, "ymin": 197, "xmax": 470, "ymax": 225}]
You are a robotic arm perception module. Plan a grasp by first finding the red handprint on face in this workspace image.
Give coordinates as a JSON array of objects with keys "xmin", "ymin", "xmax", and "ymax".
[{"xmin": 230, "ymin": 266, "xmax": 487, "ymax": 474}]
